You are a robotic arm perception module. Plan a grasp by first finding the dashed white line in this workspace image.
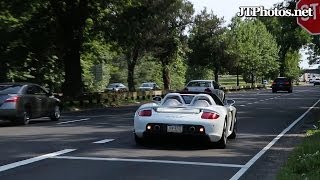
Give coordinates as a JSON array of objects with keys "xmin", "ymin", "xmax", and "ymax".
[
  {"xmin": 56, "ymin": 118, "xmax": 90, "ymax": 125},
  {"xmin": 52, "ymin": 156, "xmax": 245, "ymax": 168},
  {"xmin": 0, "ymin": 149, "xmax": 76, "ymax": 173},
  {"xmin": 93, "ymin": 139, "xmax": 115, "ymax": 144},
  {"xmin": 230, "ymin": 98, "xmax": 320, "ymax": 180}
]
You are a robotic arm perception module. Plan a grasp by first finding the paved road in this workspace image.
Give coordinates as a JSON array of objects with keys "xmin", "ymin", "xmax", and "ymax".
[{"xmin": 0, "ymin": 86, "xmax": 320, "ymax": 180}]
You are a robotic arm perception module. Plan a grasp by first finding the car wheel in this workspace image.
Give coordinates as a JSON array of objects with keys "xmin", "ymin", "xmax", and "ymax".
[
  {"xmin": 50, "ymin": 105, "xmax": 61, "ymax": 121},
  {"xmin": 228, "ymin": 117, "xmax": 237, "ymax": 139},
  {"xmin": 272, "ymin": 89, "xmax": 276, "ymax": 93},
  {"xmin": 16, "ymin": 109, "xmax": 31, "ymax": 125},
  {"xmin": 215, "ymin": 120, "xmax": 227, "ymax": 149},
  {"xmin": 288, "ymin": 89, "xmax": 292, "ymax": 93},
  {"xmin": 134, "ymin": 134, "xmax": 145, "ymax": 146}
]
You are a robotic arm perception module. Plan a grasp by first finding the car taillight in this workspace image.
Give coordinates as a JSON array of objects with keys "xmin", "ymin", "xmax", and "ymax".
[
  {"xmin": 138, "ymin": 109, "xmax": 152, "ymax": 117},
  {"xmin": 272, "ymin": 82, "xmax": 276, "ymax": 85},
  {"xmin": 284, "ymin": 82, "xmax": 290, "ymax": 85},
  {"xmin": 204, "ymin": 88, "xmax": 212, "ymax": 93},
  {"xmin": 4, "ymin": 96, "xmax": 19, "ymax": 103},
  {"xmin": 201, "ymin": 112, "xmax": 220, "ymax": 120}
]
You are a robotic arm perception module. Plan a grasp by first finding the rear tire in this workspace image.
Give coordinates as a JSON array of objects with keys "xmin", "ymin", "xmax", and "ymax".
[
  {"xmin": 16, "ymin": 110, "xmax": 31, "ymax": 125},
  {"xmin": 215, "ymin": 120, "xmax": 227, "ymax": 149},
  {"xmin": 228, "ymin": 118, "xmax": 237, "ymax": 139},
  {"xmin": 272, "ymin": 89, "xmax": 276, "ymax": 93},
  {"xmin": 50, "ymin": 105, "xmax": 60, "ymax": 121},
  {"xmin": 288, "ymin": 89, "xmax": 292, "ymax": 93},
  {"xmin": 134, "ymin": 134, "xmax": 145, "ymax": 146}
]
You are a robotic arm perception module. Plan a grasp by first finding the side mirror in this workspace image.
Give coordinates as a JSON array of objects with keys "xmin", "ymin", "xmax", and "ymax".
[
  {"xmin": 152, "ymin": 96, "xmax": 162, "ymax": 104},
  {"xmin": 225, "ymin": 99, "xmax": 235, "ymax": 106},
  {"xmin": 47, "ymin": 91, "xmax": 54, "ymax": 97}
]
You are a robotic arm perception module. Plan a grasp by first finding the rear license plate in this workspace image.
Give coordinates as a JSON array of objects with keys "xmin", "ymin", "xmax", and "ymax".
[{"xmin": 167, "ymin": 125, "xmax": 183, "ymax": 133}]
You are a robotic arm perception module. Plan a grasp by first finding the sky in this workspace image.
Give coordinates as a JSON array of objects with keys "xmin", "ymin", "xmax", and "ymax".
[
  {"xmin": 188, "ymin": 0, "xmax": 283, "ymax": 23},
  {"xmin": 188, "ymin": 0, "xmax": 310, "ymax": 69}
]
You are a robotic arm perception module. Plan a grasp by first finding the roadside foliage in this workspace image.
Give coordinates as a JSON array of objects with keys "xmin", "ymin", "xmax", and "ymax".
[{"xmin": 0, "ymin": 0, "xmax": 316, "ymax": 95}]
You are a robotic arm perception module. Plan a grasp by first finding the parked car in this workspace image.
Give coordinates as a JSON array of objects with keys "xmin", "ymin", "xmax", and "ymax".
[
  {"xmin": 314, "ymin": 78, "xmax": 320, "ymax": 86},
  {"xmin": 138, "ymin": 82, "xmax": 160, "ymax": 91},
  {"xmin": 271, "ymin": 77, "xmax": 293, "ymax": 93},
  {"xmin": 133, "ymin": 91, "xmax": 237, "ymax": 148},
  {"xmin": 263, "ymin": 80, "xmax": 268, "ymax": 84},
  {"xmin": 0, "ymin": 83, "xmax": 61, "ymax": 125},
  {"xmin": 183, "ymin": 80, "xmax": 224, "ymax": 101},
  {"xmin": 184, "ymin": 80, "xmax": 220, "ymax": 92},
  {"xmin": 105, "ymin": 83, "xmax": 128, "ymax": 92},
  {"xmin": 309, "ymin": 78, "xmax": 315, "ymax": 83}
]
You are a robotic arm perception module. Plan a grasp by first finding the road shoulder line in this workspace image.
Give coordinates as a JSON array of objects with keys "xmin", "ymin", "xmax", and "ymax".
[{"xmin": 93, "ymin": 139, "xmax": 115, "ymax": 144}]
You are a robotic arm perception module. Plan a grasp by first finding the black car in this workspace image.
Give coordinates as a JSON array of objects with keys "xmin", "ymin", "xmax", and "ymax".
[
  {"xmin": 0, "ymin": 83, "xmax": 61, "ymax": 125},
  {"xmin": 271, "ymin": 77, "xmax": 293, "ymax": 93}
]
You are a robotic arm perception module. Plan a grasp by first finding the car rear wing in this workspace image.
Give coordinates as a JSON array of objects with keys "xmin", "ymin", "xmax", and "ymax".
[{"xmin": 155, "ymin": 107, "xmax": 201, "ymax": 114}]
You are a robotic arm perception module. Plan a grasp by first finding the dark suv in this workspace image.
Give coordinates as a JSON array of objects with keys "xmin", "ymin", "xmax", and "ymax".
[{"xmin": 271, "ymin": 77, "xmax": 293, "ymax": 93}]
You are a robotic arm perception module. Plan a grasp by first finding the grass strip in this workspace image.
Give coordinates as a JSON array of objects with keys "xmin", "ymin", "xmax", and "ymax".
[{"xmin": 277, "ymin": 121, "xmax": 320, "ymax": 180}]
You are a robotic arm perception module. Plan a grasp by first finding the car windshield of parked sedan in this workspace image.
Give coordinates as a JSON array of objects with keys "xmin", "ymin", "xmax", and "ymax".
[
  {"xmin": 187, "ymin": 81, "xmax": 211, "ymax": 87},
  {"xmin": 107, "ymin": 83, "xmax": 121, "ymax": 88},
  {"xmin": 0, "ymin": 85, "xmax": 22, "ymax": 94},
  {"xmin": 141, "ymin": 83, "xmax": 153, "ymax": 87}
]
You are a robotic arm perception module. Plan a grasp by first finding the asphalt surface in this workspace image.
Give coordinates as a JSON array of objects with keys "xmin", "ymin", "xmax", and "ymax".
[{"xmin": 0, "ymin": 85, "xmax": 320, "ymax": 180}]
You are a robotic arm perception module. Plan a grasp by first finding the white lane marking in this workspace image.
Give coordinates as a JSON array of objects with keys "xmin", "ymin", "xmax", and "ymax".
[
  {"xmin": 52, "ymin": 156, "xmax": 245, "ymax": 168},
  {"xmin": 230, "ymin": 98, "xmax": 320, "ymax": 180},
  {"xmin": 239, "ymin": 105, "xmax": 246, "ymax": 107},
  {"xmin": 77, "ymin": 115, "xmax": 132, "ymax": 118},
  {"xmin": 0, "ymin": 149, "xmax": 76, "ymax": 173},
  {"xmin": 56, "ymin": 118, "xmax": 90, "ymax": 125},
  {"xmin": 93, "ymin": 139, "xmax": 115, "ymax": 144}
]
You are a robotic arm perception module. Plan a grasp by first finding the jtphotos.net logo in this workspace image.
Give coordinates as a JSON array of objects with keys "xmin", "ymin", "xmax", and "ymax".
[{"xmin": 237, "ymin": 6, "xmax": 313, "ymax": 17}]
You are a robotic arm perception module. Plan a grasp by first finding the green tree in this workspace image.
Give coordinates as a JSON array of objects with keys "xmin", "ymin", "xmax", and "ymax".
[
  {"xmin": 150, "ymin": 0, "xmax": 193, "ymax": 90},
  {"xmin": 188, "ymin": 9, "xmax": 227, "ymax": 83},
  {"xmin": 229, "ymin": 18, "xmax": 279, "ymax": 85},
  {"xmin": 106, "ymin": 0, "xmax": 159, "ymax": 91},
  {"xmin": 259, "ymin": 0, "xmax": 311, "ymax": 76},
  {"xmin": 284, "ymin": 49, "xmax": 302, "ymax": 80}
]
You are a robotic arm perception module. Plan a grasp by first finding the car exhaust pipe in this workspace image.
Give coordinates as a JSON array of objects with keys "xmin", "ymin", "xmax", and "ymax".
[
  {"xmin": 154, "ymin": 125, "xmax": 161, "ymax": 131},
  {"xmin": 189, "ymin": 126, "xmax": 195, "ymax": 132}
]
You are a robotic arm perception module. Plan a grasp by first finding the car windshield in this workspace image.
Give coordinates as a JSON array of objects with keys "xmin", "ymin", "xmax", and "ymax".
[
  {"xmin": 275, "ymin": 78, "xmax": 289, "ymax": 82},
  {"xmin": 0, "ymin": 85, "xmax": 22, "ymax": 94},
  {"xmin": 187, "ymin": 81, "xmax": 211, "ymax": 87},
  {"xmin": 142, "ymin": 83, "xmax": 153, "ymax": 87},
  {"xmin": 108, "ymin": 84, "xmax": 121, "ymax": 88}
]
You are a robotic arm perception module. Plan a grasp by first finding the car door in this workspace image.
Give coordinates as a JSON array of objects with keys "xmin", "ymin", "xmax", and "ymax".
[
  {"xmin": 34, "ymin": 86, "xmax": 50, "ymax": 116},
  {"xmin": 25, "ymin": 85, "xmax": 42, "ymax": 118}
]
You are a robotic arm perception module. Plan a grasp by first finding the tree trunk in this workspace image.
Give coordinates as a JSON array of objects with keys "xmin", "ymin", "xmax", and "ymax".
[
  {"xmin": 0, "ymin": 65, "xmax": 8, "ymax": 82},
  {"xmin": 51, "ymin": 0, "xmax": 88, "ymax": 97},
  {"xmin": 214, "ymin": 64, "xmax": 219, "ymax": 83},
  {"xmin": 236, "ymin": 65, "xmax": 240, "ymax": 86},
  {"xmin": 214, "ymin": 71, "xmax": 219, "ymax": 83},
  {"xmin": 162, "ymin": 61, "xmax": 170, "ymax": 90},
  {"xmin": 279, "ymin": 46, "xmax": 289, "ymax": 77},
  {"xmin": 127, "ymin": 48, "xmax": 139, "ymax": 92},
  {"xmin": 251, "ymin": 72, "xmax": 254, "ymax": 87},
  {"xmin": 62, "ymin": 43, "xmax": 83, "ymax": 96}
]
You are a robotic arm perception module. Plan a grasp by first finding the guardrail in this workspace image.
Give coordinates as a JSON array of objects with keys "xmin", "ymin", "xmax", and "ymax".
[{"xmin": 57, "ymin": 84, "xmax": 266, "ymax": 106}]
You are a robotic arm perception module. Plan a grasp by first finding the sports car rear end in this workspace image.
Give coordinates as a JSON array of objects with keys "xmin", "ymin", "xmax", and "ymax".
[{"xmin": 134, "ymin": 106, "xmax": 226, "ymax": 143}]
